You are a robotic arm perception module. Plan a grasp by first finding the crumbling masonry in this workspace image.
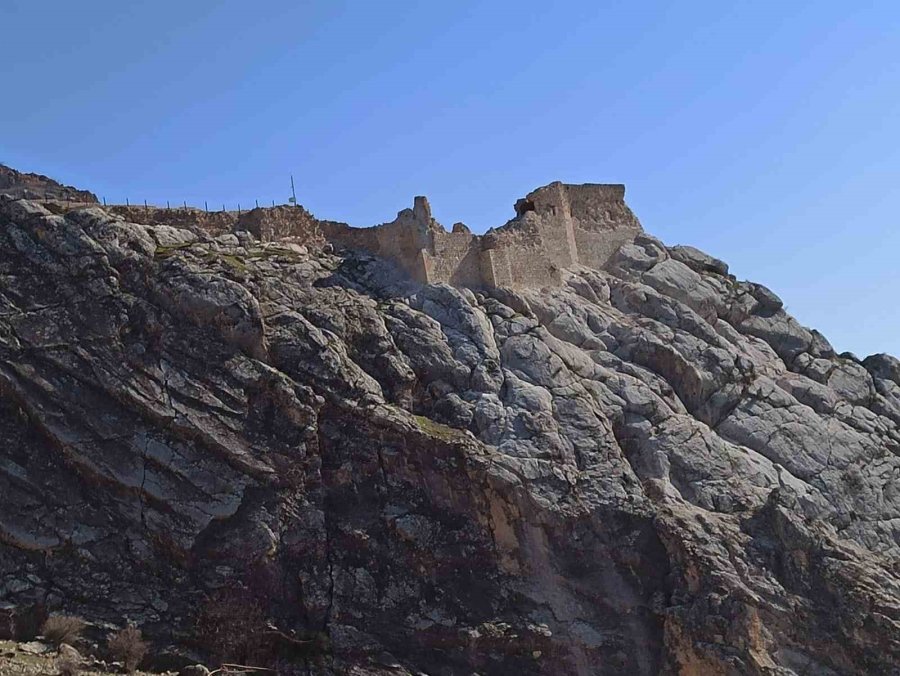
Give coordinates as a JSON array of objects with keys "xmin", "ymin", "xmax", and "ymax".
[
  {"xmin": 320, "ymin": 181, "xmax": 643, "ymax": 288},
  {"xmin": 42, "ymin": 181, "xmax": 644, "ymax": 290}
]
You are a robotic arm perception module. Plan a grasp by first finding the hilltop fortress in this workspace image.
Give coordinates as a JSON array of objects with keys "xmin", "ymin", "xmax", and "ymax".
[
  {"xmin": 321, "ymin": 182, "xmax": 643, "ymax": 288},
  {"xmin": 1, "ymin": 171, "xmax": 644, "ymax": 289}
]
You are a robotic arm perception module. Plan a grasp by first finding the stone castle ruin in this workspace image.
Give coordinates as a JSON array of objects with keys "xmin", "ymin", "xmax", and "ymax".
[
  {"xmin": 2, "ymin": 172, "xmax": 644, "ymax": 289},
  {"xmin": 320, "ymin": 182, "xmax": 642, "ymax": 288}
]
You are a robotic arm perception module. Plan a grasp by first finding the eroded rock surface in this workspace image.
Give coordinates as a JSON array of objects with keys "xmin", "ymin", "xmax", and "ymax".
[
  {"xmin": 0, "ymin": 194, "xmax": 898, "ymax": 675},
  {"xmin": 0, "ymin": 164, "xmax": 98, "ymax": 203}
]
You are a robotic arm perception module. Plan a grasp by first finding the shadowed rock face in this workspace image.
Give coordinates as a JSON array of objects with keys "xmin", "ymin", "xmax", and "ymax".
[{"xmin": 0, "ymin": 189, "xmax": 899, "ymax": 675}]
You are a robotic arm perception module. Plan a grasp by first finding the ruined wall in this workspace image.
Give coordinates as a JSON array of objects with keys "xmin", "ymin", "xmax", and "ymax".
[
  {"xmin": 322, "ymin": 197, "xmax": 435, "ymax": 282},
  {"xmin": 238, "ymin": 205, "xmax": 324, "ymax": 243},
  {"xmin": 564, "ymin": 183, "xmax": 643, "ymax": 270},
  {"xmin": 322, "ymin": 197, "xmax": 488, "ymax": 286},
  {"xmin": 480, "ymin": 223, "xmax": 560, "ymax": 289},
  {"xmin": 109, "ymin": 205, "xmax": 239, "ymax": 235},
  {"xmin": 513, "ymin": 182, "xmax": 581, "ymax": 270},
  {"xmin": 107, "ymin": 204, "xmax": 326, "ymax": 242},
  {"xmin": 477, "ymin": 182, "xmax": 643, "ymax": 288},
  {"xmin": 427, "ymin": 225, "xmax": 482, "ymax": 287},
  {"xmin": 86, "ymin": 182, "xmax": 642, "ymax": 290},
  {"xmin": 317, "ymin": 182, "xmax": 642, "ymax": 289}
]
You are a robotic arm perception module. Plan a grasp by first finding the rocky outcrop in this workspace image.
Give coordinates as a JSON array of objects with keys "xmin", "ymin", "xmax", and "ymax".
[
  {"xmin": 0, "ymin": 185, "xmax": 898, "ymax": 675},
  {"xmin": 0, "ymin": 164, "xmax": 98, "ymax": 203}
]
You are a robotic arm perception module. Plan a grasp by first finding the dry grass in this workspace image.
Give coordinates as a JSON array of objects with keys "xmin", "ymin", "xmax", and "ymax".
[
  {"xmin": 195, "ymin": 587, "xmax": 268, "ymax": 666},
  {"xmin": 107, "ymin": 625, "xmax": 148, "ymax": 673},
  {"xmin": 41, "ymin": 615, "xmax": 86, "ymax": 647}
]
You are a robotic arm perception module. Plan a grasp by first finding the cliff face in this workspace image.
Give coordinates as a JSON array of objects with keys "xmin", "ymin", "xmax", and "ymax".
[{"xmin": 0, "ymin": 184, "xmax": 899, "ymax": 675}]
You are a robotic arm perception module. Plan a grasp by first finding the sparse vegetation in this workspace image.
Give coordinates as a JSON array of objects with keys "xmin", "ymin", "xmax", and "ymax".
[
  {"xmin": 195, "ymin": 586, "xmax": 268, "ymax": 666},
  {"xmin": 193, "ymin": 566, "xmax": 330, "ymax": 669},
  {"xmin": 413, "ymin": 414, "xmax": 465, "ymax": 442},
  {"xmin": 246, "ymin": 245, "xmax": 307, "ymax": 264},
  {"xmin": 42, "ymin": 615, "xmax": 86, "ymax": 647},
  {"xmin": 107, "ymin": 625, "xmax": 148, "ymax": 673},
  {"xmin": 153, "ymin": 241, "xmax": 194, "ymax": 259},
  {"xmin": 202, "ymin": 251, "xmax": 248, "ymax": 273}
]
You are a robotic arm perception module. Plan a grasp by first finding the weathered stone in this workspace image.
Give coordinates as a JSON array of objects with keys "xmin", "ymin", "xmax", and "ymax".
[
  {"xmin": 668, "ymin": 244, "xmax": 729, "ymax": 276},
  {"xmin": 0, "ymin": 175, "xmax": 898, "ymax": 675}
]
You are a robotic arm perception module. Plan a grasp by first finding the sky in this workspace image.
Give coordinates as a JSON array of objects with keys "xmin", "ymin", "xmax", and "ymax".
[{"xmin": 2, "ymin": 1, "xmax": 898, "ymax": 357}]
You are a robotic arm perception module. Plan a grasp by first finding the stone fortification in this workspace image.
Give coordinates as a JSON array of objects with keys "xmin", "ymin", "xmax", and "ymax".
[
  {"xmin": 108, "ymin": 203, "xmax": 328, "ymax": 244},
  {"xmin": 108, "ymin": 204, "xmax": 240, "ymax": 235},
  {"xmin": 322, "ymin": 181, "xmax": 644, "ymax": 289},
  {"xmin": 481, "ymin": 182, "xmax": 643, "ymax": 287},
  {"xmin": 320, "ymin": 196, "xmax": 439, "ymax": 282},
  {"xmin": 3, "ymin": 169, "xmax": 642, "ymax": 289}
]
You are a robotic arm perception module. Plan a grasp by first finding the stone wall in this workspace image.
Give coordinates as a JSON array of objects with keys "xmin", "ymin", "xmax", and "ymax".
[
  {"xmin": 44, "ymin": 180, "xmax": 641, "ymax": 290},
  {"xmin": 318, "ymin": 182, "xmax": 643, "ymax": 290},
  {"xmin": 425, "ymin": 224, "xmax": 482, "ymax": 287},
  {"xmin": 109, "ymin": 205, "xmax": 239, "ymax": 235},
  {"xmin": 321, "ymin": 196, "xmax": 437, "ymax": 282},
  {"xmin": 564, "ymin": 183, "xmax": 643, "ymax": 270},
  {"xmin": 107, "ymin": 204, "xmax": 326, "ymax": 242},
  {"xmin": 476, "ymin": 182, "xmax": 643, "ymax": 288},
  {"xmin": 238, "ymin": 205, "xmax": 324, "ymax": 244},
  {"xmin": 2, "ymin": 163, "xmax": 641, "ymax": 289}
]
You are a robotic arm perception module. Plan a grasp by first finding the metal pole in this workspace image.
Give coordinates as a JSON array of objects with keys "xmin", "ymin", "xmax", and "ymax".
[
  {"xmin": 103, "ymin": 196, "xmax": 106, "ymax": 206},
  {"xmin": 238, "ymin": 203, "xmax": 241, "ymax": 217},
  {"xmin": 144, "ymin": 199, "xmax": 148, "ymax": 211},
  {"xmin": 205, "ymin": 201, "xmax": 208, "ymax": 213},
  {"xmin": 183, "ymin": 200, "xmax": 187, "ymax": 211},
  {"xmin": 126, "ymin": 198, "xmax": 129, "ymax": 207},
  {"xmin": 255, "ymin": 199, "xmax": 258, "ymax": 209},
  {"xmin": 167, "ymin": 200, "xmax": 170, "ymax": 210},
  {"xmin": 290, "ymin": 175, "xmax": 297, "ymax": 206}
]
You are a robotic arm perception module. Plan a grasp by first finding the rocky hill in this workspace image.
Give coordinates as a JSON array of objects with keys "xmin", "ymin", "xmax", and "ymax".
[
  {"xmin": 0, "ymin": 171, "xmax": 898, "ymax": 675},
  {"xmin": 0, "ymin": 165, "xmax": 98, "ymax": 203}
]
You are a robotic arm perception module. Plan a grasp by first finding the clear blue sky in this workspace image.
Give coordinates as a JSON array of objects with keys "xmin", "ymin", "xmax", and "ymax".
[{"xmin": 3, "ymin": 1, "xmax": 898, "ymax": 358}]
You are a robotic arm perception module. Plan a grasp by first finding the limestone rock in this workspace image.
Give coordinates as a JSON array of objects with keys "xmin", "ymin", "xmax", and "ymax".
[{"xmin": 0, "ymin": 185, "xmax": 898, "ymax": 675}]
